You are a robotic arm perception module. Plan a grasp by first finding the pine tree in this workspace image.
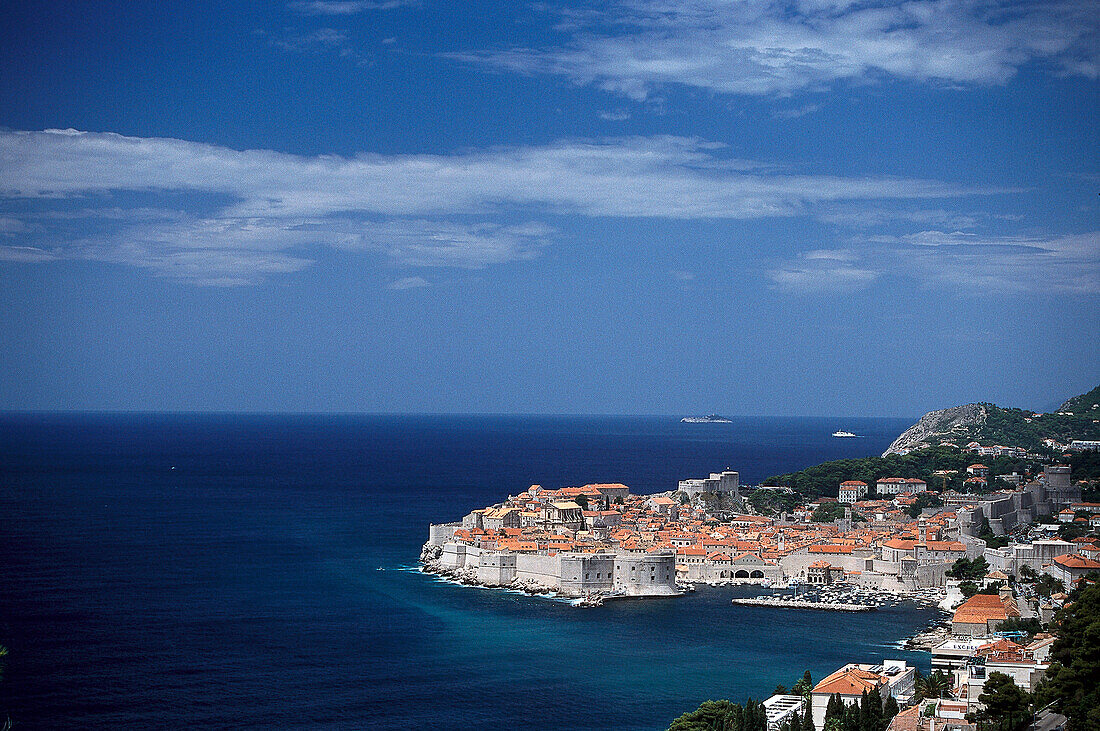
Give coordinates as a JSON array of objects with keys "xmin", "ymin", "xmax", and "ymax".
[
  {"xmin": 844, "ymin": 700, "xmax": 861, "ymax": 731},
  {"xmin": 865, "ymin": 688, "xmax": 884, "ymax": 731},
  {"xmin": 802, "ymin": 707, "xmax": 816, "ymax": 731},
  {"xmin": 793, "ymin": 670, "xmax": 814, "ymax": 698},
  {"xmin": 882, "ymin": 695, "xmax": 899, "ymax": 725}
]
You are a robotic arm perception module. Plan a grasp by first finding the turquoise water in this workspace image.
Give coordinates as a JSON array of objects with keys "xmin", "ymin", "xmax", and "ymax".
[{"xmin": 0, "ymin": 413, "xmax": 935, "ymax": 729}]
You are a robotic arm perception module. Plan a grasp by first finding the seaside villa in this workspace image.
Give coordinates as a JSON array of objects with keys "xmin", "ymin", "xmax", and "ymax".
[{"xmin": 810, "ymin": 660, "xmax": 916, "ymax": 730}]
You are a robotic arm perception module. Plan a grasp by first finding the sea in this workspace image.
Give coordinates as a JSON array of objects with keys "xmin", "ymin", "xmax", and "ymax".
[{"xmin": 0, "ymin": 413, "xmax": 942, "ymax": 730}]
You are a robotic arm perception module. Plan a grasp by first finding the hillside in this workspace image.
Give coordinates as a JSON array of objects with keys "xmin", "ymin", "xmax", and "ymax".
[
  {"xmin": 760, "ymin": 446, "xmax": 1034, "ymax": 498},
  {"xmin": 760, "ymin": 448, "xmax": 1100, "ymax": 501},
  {"xmin": 1059, "ymin": 385, "xmax": 1100, "ymax": 416},
  {"xmin": 882, "ymin": 384, "xmax": 1100, "ymax": 456}
]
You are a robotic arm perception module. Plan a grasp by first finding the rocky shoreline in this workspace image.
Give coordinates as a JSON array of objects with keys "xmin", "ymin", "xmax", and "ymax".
[{"xmin": 903, "ymin": 619, "xmax": 952, "ymax": 651}]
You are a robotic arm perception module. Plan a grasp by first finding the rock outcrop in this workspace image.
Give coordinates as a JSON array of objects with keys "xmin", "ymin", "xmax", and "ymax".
[{"xmin": 882, "ymin": 403, "xmax": 988, "ymax": 456}]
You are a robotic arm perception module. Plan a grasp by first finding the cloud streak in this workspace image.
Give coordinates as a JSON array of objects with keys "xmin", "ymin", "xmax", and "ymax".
[
  {"xmin": 0, "ymin": 129, "xmax": 978, "ymax": 218},
  {"xmin": 770, "ymin": 231, "xmax": 1100, "ymax": 293},
  {"xmin": 457, "ymin": 0, "xmax": 1100, "ymax": 99},
  {"xmin": 288, "ymin": 1, "xmax": 415, "ymax": 15},
  {"xmin": 0, "ymin": 128, "xmax": 1025, "ymax": 284}
]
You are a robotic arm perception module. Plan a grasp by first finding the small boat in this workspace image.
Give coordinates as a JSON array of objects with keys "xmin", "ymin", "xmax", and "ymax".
[
  {"xmin": 832, "ymin": 430, "xmax": 857, "ymax": 437},
  {"xmin": 682, "ymin": 414, "xmax": 733, "ymax": 423}
]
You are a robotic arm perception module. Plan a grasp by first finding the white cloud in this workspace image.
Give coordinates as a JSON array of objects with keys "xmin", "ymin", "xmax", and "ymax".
[
  {"xmin": 599, "ymin": 110, "xmax": 632, "ymax": 121},
  {"xmin": 770, "ymin": 261, "xmax": 878, "ymax": 291},
  {"xmin": 772, "ymin": 104, "xmax": 821, "ymax": 119},
  {"xmin": 0, "ymin": 245, "xmax": 56, "ymax": 263},
  {"xmin": 388, "ymin": 275, "xmax": 429, "ymax": 289},
  {"xmin": 0, "ymin": 129, "xmax": 976, "ymax": 219},
  {"xmin": 457, "ymin": 0, "xmax": 1100, "ymax": 99},
  {"xmin": 288, "ymin": 1, "xmax": 415, "ymax": 14},
  {"xmin": 349, "ymin": 220, "xmax": 550, "ymax": 268},
  {"xmin": 0, "ymin": 128, "xmax": 1013, "ymax": 284},
  {"xmin": 772, "ymin": 230, "xmax": 1100, "ymax": 293}
]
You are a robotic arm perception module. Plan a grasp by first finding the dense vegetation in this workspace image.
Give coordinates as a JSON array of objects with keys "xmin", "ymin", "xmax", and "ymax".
[
  {"xmin": 667, "ymin": 698, "xmax": 769, "ymax": 731},
  {"xmin": 747, "ymin": 489, "xmax": 803, "ymax": 515},
  {"xmin": 820, "ymin": 688, "xmax": 898, "ymax": 731},
  {"xmin": 761, "ymin": 447, "xmax": 1037, "ymax": 498},
  {"xmin": 811, "ymin": 502, "xmax": 860, "ymax": 523},
  {"xmin": 966, "ymin": 403, "xmax": 1100, "ymax": 453},
  {"xmin": 1033, "ymin": 579, "xmax": 1100, "ymax": 730},
  {"xmin": 668, "ymin": 671, "xmax": 816, "ymax": 731},
  {"xmin": 1068, "ymin": 452, "xmax": 1100, "ymax": 485},
  {"xmin": 972, "ymin": 672, "xmax": 1032, "ymax": 731},
  {"xmin": 906, "ymin": 492, "xmax": 942, "ymax": 518},
  {"xmin": 1058, "ymin": 385, "xmax": 1100, "ymax": 416},
  {"xmin": 946, "ymin": 556, "xmax": 989, "ymax": 581}
]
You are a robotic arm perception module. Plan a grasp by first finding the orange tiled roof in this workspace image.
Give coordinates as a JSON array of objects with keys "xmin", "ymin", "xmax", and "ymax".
[
  {"xmin": 813, "ymin": 667, "xmax": 886, "ymax": 697},
  {"xmin": 1053, "ymin": 553, "xmax": 1100, "ymax": 569},
  {"xmin": 952, "ymin": 594, "xmax": 1020, "ymax": 625}
]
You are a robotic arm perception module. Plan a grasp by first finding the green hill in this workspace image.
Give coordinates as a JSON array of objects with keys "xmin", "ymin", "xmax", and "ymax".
[
  {"xmin": 883, "ymin": 384, "xmax": 1100, "ymax": 455},
  {"xmin": 1059, "ymin": 385, "xmax": 1100, "ymax": 416}
]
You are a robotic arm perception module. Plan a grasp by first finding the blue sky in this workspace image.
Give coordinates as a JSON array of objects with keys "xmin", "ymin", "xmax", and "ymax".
[{"xmin": 1, "ymin": 0, "xmax": 1097, "ymax": 416}]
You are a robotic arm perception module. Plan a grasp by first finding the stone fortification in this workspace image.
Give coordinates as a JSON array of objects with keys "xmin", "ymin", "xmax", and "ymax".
[
  {"xmin": 421, "ymin": 538, "xmax": 679, "ymax": 599},
  {"xmin": 883, "ymin": 404, "xmax": 987, "ymax": 456}
]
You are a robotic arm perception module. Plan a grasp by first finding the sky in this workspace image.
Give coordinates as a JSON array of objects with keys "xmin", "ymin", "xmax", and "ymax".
[{"xmin": 0, "ymin": 0, "xmax": 1097, "ymax": 416}]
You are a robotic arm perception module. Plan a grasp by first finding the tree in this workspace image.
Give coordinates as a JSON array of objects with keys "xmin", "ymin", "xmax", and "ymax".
[
  {"xmin": 781, "ymin": 711, "xmax": 803, "ymax": 731},
  {"xmin": 1033, "ymin": 574, "xmax": 1064, "ymax": 598},
  {"xmin": 882, "ymin": 695, "xmax": 899, "ymax": 724},
  {"xmin": 959, "ymin": 580, "xmax": 981, "ymax": 598},
  {"xmin": 973, "ymin": 672, "xmax": 1031, "ymax": 731},
  {"xmin": 907, "ymin": 492, "xmax": 943, "ymax": 518},
  {"xmin": 811, "ymin": 502, "xmax": 850, "ymax": 523},
  {"xmin": 574, "ymin": 494, "xmax": 589, "ymax": 510},
  {"xmin": 775, "ymin": 684, "xmax": 789, "ymax": 696},
  {"xmin": 915, "ymin": 669, "xmax": 952, "ymax": 701},
  {"xmin": 1032, "ymin": 580, "xmax": 1100, "ymax": 730},
  {"xmin": 792, "ymin": 670, "xmax": 813, "ymax": 698},
  {"xmin": 859, "ymin": 689, "xmax": 883, "ymax": 731},
  {"xmin": 947, "ymin": 556, "xmax": 990, "ymax": 581},
  {"xmin": 994, "ymin": 617, "xmax": 1043, "ymax": 639},
  {"xmin": 825, "ymin": 693, "xmax": 844, "ymax": 724},
  {"xmin": 668, "ymin": 699, "xmax": 742, "ymax": 731}
]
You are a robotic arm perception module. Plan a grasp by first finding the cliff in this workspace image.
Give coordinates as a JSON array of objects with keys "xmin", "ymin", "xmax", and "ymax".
[{"xmin": 882, "ymin": 403, "xmax": 988, "ymax": 456}]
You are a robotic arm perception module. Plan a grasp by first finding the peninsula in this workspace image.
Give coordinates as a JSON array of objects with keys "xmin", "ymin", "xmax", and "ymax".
[{"xmin": 422, "ymin": 385, "xmax": 1100, "ymax": 610}]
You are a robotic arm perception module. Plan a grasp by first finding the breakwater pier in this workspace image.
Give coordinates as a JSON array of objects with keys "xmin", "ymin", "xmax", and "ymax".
[{"xmin": 731, "ymin": 596, "xmax": 877, "ymax": 612}]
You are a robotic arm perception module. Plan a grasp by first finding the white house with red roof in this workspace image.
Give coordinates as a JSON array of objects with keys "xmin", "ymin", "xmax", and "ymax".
[{"xmin": 810, "ymin": 660, "xmax": 915, "ymax": 730}]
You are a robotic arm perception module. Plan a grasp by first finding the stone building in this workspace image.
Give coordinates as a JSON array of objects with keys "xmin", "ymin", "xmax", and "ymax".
[
  {"xmin": 950, "ymin": 589, "xmax": 1020, "ymax": 637},
  {"xmin": 678, "ymin": 470, "xmax": 740, "ymax": 498},
  {"xmin": 1043, "ymin": 465, "xmax": 1080, "ymax": 507}
]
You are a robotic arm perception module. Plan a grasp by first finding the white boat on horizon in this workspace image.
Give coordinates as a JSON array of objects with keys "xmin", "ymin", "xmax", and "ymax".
[
  {"xmin": 681, "ymin": 414, "xmax": 733, "ymax": 424},
  {"xmin": 832, "ymin": 430, "xmax": 858, "ymax": 437}
]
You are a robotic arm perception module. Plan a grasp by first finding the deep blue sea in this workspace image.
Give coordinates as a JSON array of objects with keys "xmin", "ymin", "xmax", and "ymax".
[{"xmin": 0, "ymin": 413, "xmax": 940, "ymax": 729}]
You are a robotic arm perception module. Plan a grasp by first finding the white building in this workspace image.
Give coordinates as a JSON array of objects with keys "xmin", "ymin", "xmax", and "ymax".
[
  {"xmin": 838, "ymin": 480, "xmax": 868, "ymax": 503},
  {"xmin": 763, "ymin": 695, "xmax": 805, "ymax": 731},
  {"xmin": 876, "ymin": 477, "xmax": 927, "ymax": 496},
  {"xmin": 810, "ymin": 660, "xmax": 915, "ymax": 730}
]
